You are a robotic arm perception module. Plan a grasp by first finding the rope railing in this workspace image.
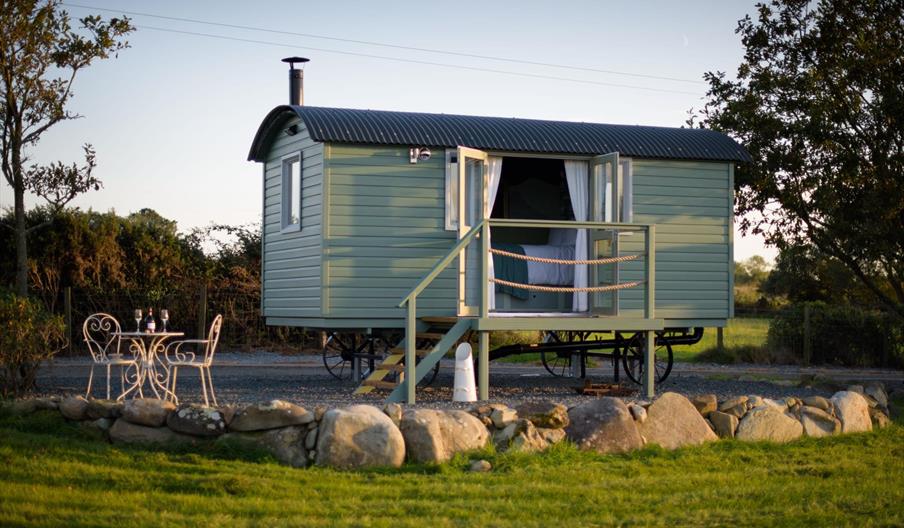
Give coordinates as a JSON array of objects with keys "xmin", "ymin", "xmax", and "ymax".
[
  {"xmin": 488, "ymin": 247, "xmax": 642, "ymax": 266},
  {"xmin": 490, "ymin": 278, "xmax": 645, "ymax": 293}
]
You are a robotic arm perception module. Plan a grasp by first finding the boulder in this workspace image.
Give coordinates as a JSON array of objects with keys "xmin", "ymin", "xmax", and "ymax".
[
  {"xmin": 469, "ymin": 459, "xmax": 492, "ymax": 472},
  {"xmin": 869, "ymin": 407, "xmax": 890, "ymax": 429},
  {"xmin": 314, "ymin": 405, "xmax": 327, "ymax": 422},
  {"xmin": 637, "ymin": 392, "xmax": 718, "ymax": 450},
  {"xmin": 801, "ymin": 396, "xmax": 832, "ymax": 413},
  {"xmin": 109, "ymin": 419, "xmax": 198, "ymax": 446},
  {"xmin": 59, "ymin": 396, "xmax": 90, "ymax": 420},
  {"xmin": 690, "ymin": 394, "xmax": 717, "ymax": 417},
  {"xmin": 709, "ymin": 410, "xmax": 739, "ymax": 439},
  {"xmin": 166, "ymin": 404, "xmax": 227, "ymax": 437},
  {"xmin": 382, "ymin": 403, "xmax": 402, "ymax": 426},
  {"xmin": 831, "ymin": 391, "xmax": 872, "ymax": 433},
  {"xmin": 718, "ymin": 396, "xmax": 748, "ymax": 419},
  {"xmin": 229, "ymin": 400, "xmax": 314, "ymax": 432},
  {"xmin": 494, "ymin": 419, "xmax": 548, "ymax": 453},
  {"xmin": 864, "ymin": 382, "xmax": 888, "ymax": 408},
  {"xmin": 5, "ymin": 399, "xmax": 37, "ymax": 415},
  {"xmin": 847, "ymin": 384, "xmax": 865, "ymax": 395},
  {"xmin": 537, "ymin": 427, "xmax": 567, "ymax": 445},
  {"xmin": 400, "ymin": 409, "xmax": 490, "ymax": 463},
  {"xmin": 315, "ymin": 405, "xmax": 405, "ymax": 469},
  {"xmin": 736, "ymin": 406, "xmax": 803, "ymax": 443},
  {"xmin": 490, "ymin": 407, "xmax": 517, "ymax": 429},
  {"xmin": 800, "ymin": 406, "xmax": 840, "ymax": 437},
  {"xmin": 121, "ymin": 398, "xmax": 176, "ymax": 427},
  {"xmin": 305, "ymin": 427, "xmax": 318, "ymax": 450},
  {"xmin": 628, "ymin": 404, "xmax": 647, "ymax": 423},
  {"xmin": 564, "ymin": 398, "xmax": 643, "ymax": 454},
  {"xmin": 746, "ymin": 396, "xmax": 765, "ymax": 410},
  {"xmin": 86, "ymin": 399, "xmax": 123, "ymax": 420},
  {"xmin": 515, "ymin": 401, "xmax": 569, "ymax": 429},
  {"xmin": 217, "ymin": 426, "xmax": 308, "ymax": 467},
  {"xmin": 34, "ymin": 397, "xmax": 59, "ymax": 411}
]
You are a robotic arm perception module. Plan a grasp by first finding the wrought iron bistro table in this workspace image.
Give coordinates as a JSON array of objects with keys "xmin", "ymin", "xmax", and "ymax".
[{"xmin": 113, "ymin": 331, "xmax": 184, "ymax": 401}]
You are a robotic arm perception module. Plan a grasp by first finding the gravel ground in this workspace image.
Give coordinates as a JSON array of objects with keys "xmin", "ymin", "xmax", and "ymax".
[{"xmin": 33, "ymin": 352, "xmax": 903, "ymax": 409}]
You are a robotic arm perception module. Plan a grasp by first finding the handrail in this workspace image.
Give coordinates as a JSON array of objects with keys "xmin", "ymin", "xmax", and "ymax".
[{"xmin": 398, "ymin": 220, "xmax": 486, "ymax": 308}]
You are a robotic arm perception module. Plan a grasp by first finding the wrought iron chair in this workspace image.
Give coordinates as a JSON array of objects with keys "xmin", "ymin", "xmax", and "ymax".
[
  {"xmin": 83, "ymin": 313, "xmax": 140, "ymax": 400},
  {"xmin": 164, "ymin": 314, "xmax": 223, "ymax": 406}
]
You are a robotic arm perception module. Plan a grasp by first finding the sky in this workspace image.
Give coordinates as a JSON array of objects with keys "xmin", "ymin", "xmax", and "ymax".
[{"xmin": 0, "ymin": 0, "xmax": 776, "ymax": 262}]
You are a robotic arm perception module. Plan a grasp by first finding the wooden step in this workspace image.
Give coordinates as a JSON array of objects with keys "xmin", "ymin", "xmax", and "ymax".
[
  {"xmin": 419, "ymin": 316, "xmax": 458, "ymax": 326},
  {"xmin": 415, "ymin": 332, "xmax": 445, "ymax": 340},
  {"xmin": 360, "ymin": 379, "xmax": 398, "ymax": 390},
  {"xmin": 389, "ymin": 348, "xmax": 433, "ymax": 357},
  {"xmin": 373, "ymin": 363, "xmax": 405, "ymax": 373}
]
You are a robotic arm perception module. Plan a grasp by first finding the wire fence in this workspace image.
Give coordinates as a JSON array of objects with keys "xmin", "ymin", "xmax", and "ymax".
[
  {"xmin": 55, "ymin": 285, "xmax": 324, "ymax": 357},
  {"xmin": 50, "ymin": 286, "xmax": 904, "ymax": 368}
]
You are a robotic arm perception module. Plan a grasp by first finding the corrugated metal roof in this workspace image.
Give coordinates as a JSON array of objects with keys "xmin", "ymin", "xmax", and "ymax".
[{"xmin": 248, "ymin": 105, "xmax": 751, "ymax": 163}]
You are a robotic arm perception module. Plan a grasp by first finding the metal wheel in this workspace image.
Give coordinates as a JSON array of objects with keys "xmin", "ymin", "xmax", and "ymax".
[
  {"xmin": 540, "ymin": 331, "xmax": 587, "ymax": 377},
  {"xmin": 322, "ymin": 332, "xmax": 365, "ymax": 380},
  {"xmin": 621, "ymin": 332, "xmax": 674, "ymax": 385}
]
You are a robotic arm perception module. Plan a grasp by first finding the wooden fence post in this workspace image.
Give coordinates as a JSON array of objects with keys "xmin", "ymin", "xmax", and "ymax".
[
  {"xmin": 716, "ymin": 327, "xmax": 724, "ymax": 352},
  {"xmin": 802, "ymin": 304, "xmax": 812, "ymax": 366},
  {"xmin": 64, "ymin": 287, "xmax": 73, "ymax": 354},
  {"xmin": 197, "ymin": 284, "xmax": 208, "ymax": 340}
]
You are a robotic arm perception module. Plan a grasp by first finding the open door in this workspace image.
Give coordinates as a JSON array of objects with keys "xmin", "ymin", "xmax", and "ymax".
[
  {"xmin": 457, "ymin": 147, "xmax": 488, "ymax": 316},
  {"xmin": 589, "ymin": 153, "xmax": 619, "ymax": 315}
]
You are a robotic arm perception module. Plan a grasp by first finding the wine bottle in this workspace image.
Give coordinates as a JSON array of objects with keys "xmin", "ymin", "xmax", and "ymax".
[{"xmin": 146, "ymin": 308, "xmax": 156, "ymax": 333}]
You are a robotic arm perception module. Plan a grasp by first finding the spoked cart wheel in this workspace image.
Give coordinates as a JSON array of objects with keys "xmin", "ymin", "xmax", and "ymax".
[
  {"xmin": 322, "ymin": 332, "xmax": 392, "ymax": 381},
  {"xmin": 540, "ymin": 331, "xmax": 590, "ymax": 378},
  {"xmin": 621, "ymin": 332, "xmax": 674, "ymax": 385}
]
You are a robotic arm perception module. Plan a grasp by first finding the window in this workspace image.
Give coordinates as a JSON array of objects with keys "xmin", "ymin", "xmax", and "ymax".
[
  {"xmin": 281, "ymin": 152, "xmax": 302, "ymax": 231},
  {"xmin": 444, "ymin": 149, "xmax": 459, "ymax": 231}
]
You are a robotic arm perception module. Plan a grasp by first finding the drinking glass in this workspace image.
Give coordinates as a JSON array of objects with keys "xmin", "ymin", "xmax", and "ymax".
[
  {"xmin": 160, "ymin": 309, "xmax": 169, "ymax": 332},
  {"xmin": 134, "ymin": 309, "xmax": 142, "ymax": 332}
]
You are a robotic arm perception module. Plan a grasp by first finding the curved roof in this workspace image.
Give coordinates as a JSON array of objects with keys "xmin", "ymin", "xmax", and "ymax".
[{"xmin": 248, "ymin": 105, "xmax": 750, "ymax": 163}]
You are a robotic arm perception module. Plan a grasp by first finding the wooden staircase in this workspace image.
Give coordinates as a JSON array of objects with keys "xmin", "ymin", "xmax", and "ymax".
[{"xmin": 354, "ymin": 317, "xmax": 472, "ymax": 399}]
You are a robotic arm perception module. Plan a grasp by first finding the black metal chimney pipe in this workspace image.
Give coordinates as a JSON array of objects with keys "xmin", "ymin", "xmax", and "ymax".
[{"xmin": 282, "ymin": 57, "xmax": 309, "ymax": 106}]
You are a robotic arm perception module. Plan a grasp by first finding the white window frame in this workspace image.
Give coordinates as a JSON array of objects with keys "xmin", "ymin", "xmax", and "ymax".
[
  {"xmin": 444, "ymin": 148, "xmax": 459, "ymax": 231},
  {"xmin": 619, "ymin": 157, "xmax": 633, "ymax": 223},
  {"xmin": 280, "ymin": 151, "xmax": 302, "ymax": 233}
]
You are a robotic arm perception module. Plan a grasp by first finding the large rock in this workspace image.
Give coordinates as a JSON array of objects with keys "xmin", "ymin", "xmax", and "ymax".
[
  {"xmin": 800, "ymin": 406, "xmax": 840, "ymax": 437},
  {"xmin": 831, "ymin": 391, "xmax": 872, "ymax": 433},
  {"xmin": 736, "ymin": 406, "xmax": 803, "ymax": 443},
  {"xmin": 166, "ymin": 404, "xmax": 227, "ymax": 437},
  {"xmin": 217, "ymin": 426, "xmax": 308, "ymax": 467},
  {"xmin": 490, "ymin": 407, "xmax": 517, "ymax": 429},
  {"xmin": 690, "ymin": 394, "xmax": 717, "ymax": 417},
  {"xmin": 109, "ymin": 419, "xmax": 198, "ymax": 446},
  {"xmin": 86, "ymin": 399, "xmax": 123, "ymax": 420},
  {"xmin": 564, "ymin": 398, "xmax": 643, "ymax": 454},
  {"xmin": 59, "ymin": 396, "xmax": 90, "ymax": 420},
  {"xmin": 400, "ymin": 409, "xmax": 489, "ymax": 464},
  {"xmin": 869, "ymin": 407, "xmax": 890, "ymax": 429},
  {"xmin": 515, "ymin": 401, "xmax": 569, "ymax": 429},
  {"xmin": 316, "ymin": 405, "xmax": 405, "ymax": 469},
  {"xmin": 864, "ymin": 382, "xmax": 888, "ymax": 408},
  {"xmin": 638, "ymin": 392, "xmax": 718, "ymax": 450},
  {"xmin": 801, "ymin": 396, "xmax": 832, "ymax": 413},
  {"xmin": 229, "ymin": 400, "xmax": 314, "ymax": 432},
  {"xmin": 718, "ymin": 396, "xmax": 748, "ymax": 419},
  {"xmin": 494, "ymin": 419, "xmax": 549, "ymax": 453},
  {"xmin": 709, "ymin": 410, "xmax": 739, "ymax": 439},
  {"xmin": 121, "ymin": 398, "xmax": 175, "ymax": 427}
]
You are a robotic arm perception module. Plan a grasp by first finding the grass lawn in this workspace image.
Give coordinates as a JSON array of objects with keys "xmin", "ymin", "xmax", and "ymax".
[
  {"xmin": 1, "ymin": 409, "xmax": 902, "ymax": 527},
  {"xmin": 492, "ymin": 319, "xmax": 772, "ymax": 366}
]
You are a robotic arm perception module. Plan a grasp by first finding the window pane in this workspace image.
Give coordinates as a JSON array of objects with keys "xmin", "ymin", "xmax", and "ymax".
[{"xmin": 290, "ymin": 159, "xmax": 301, "ymax": 225}]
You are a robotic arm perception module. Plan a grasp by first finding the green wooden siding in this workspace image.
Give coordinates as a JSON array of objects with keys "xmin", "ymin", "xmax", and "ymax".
[
  {"xmin": 618, "ymin": 159, "xmax": 731, "ymax": 320},
  {"xmin": 262, "ymin": 117, "xmax": 324, "ymax": 318},
  {"xmin": 323, "ymin": 145, "xmax": 457, "ymax": 319}
]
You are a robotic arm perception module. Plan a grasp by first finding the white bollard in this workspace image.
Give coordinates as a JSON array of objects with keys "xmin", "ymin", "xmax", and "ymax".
[{"xmin": 452, "ymin": 342, "xmax": 477, "ymax": 402}]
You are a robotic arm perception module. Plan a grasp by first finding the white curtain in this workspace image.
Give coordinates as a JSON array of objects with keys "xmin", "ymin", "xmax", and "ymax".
[
  {"xmin": 564, "ymin": 160, "xmax": 589, "ymax": 312},
  {"xmin": 486, "ymin": 156, "xmax": 504, "ymax": 311}
]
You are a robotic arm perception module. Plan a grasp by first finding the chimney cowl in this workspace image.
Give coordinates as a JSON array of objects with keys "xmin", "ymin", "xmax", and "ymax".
[{"xmin": 282, "ymin": 57, "xmax": 309, "ymax": 106}]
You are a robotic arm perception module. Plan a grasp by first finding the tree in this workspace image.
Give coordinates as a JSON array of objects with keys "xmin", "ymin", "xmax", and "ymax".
[
  {"xmin": 691, "ymin": 0, "xmax": 904, "ymax": 319},
  {"xmin": 0, "ymin": 0, "xmax": 133, "ymax": 296}
]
